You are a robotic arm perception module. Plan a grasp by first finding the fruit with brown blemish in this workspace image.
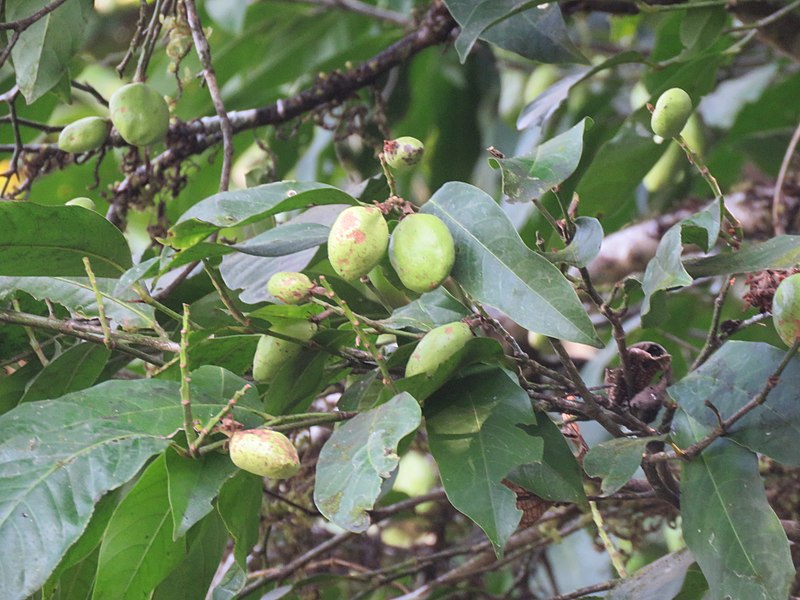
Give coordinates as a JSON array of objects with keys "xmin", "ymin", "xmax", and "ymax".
[
  {"xmin": 57, "ymin": 116, "xmax": 110, "ymax": 153},
  {"xmin": 65, "ymin": 197, "xmax": 96, "ymax": 211},
  {"xmin": 389, "ymin": 214, "xmax": 455, "ymax": 293},
  {"xmin": 383, "ymin": 136, "xmax": 424, "ymax": 170},
  {"xmin": 405, "ymin": 321, "xmax": 473, "ymax": 378},
  {"xmin": 772, "ymin": 273, "xmax": 800, "ymax": 347},
  {"xmin": 327, "ymin": 206, "xmax": 389, "ymax": 280},
  {"xmin": 252, "ymin": 320, "xmax": 317, "ymax": 382},
  {"xmin": 267, "ymin": 272, "xmax": 315, "ymax": 304},
  {"xmin": 109, "ymin": 82, "xmax": 170, "ymax": 147},
  {"xmin": 650, "ymin": 88, "xmax": 692, "ymax": 139},
  {"xmin": 228, "ymin": 429, "xmax": 300, "ymax": 479}
]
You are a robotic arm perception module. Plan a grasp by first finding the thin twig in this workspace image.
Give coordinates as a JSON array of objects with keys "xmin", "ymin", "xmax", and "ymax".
[
  {"xmin": 180, "ymin": 303, "xmax": 197, "ymax": 448},
  {"xmin": 83, "ymin": 257, "xmax": 113, "ymax": 348},
  {"xmin": 772, "ymin": 119, "xmax": 800, "ymax": 236},
  {"xmin": 548, "ymin": 580, "xmax": 618, "ymax": 600},
  {"xmin": 11, "ymin": 299, "xmax": 49, "ymax": 367},
  {"xmin": 0, "ymin": 0, "xmax": 69, "ymax": 30},
  {"xmin": 203, "ymin": 260, "xmax": 251, "ymax": 326},
  {"xmin": 691, "ymin": 277, "xmax": 733, "ymax": 370},
  {"xmin": 279, "ymin": 0, "xmax": 411, "ymax": 26},
  {"xmin": 589, "ymin": 501, "xmax": 628, "ymax": 578}
]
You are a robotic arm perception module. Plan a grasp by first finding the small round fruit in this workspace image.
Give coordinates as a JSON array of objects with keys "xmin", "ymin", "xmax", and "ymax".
[
  {"xmin": 389, "ymin": 214, "xmax": 455, "ymax": 293},
  {"xmin": 109, "ymin": 82, "xmax": 170, "ymax": 147},
  {"xmin": 384, "ymin": 136, "xmax": 424, "ymax": 170},
  {"xmin": 328, "ymin": 206, "xmax": 389, "ymax": 281},
  {"xmin": 651, "ymin": 88, "xmax": 692, "ymax": 139},
  {"xmin": 772, "ymin": 273, "xmax": 800, "ymax": 347},
  {"xmin": 405, "ymin": 321, "xmax": 473, "ymax": 378},
  {"xmin": 228, "ymin": 429, "xmax": 300, "ymax": 479},
  {"xmin": 65, "ymin": 197, "xmax": 96, "ymax": 211},
  {"xmin": 252, "ymin": 320, "xmax": 317, "ymax": 382},
  {"xmin": 57, "ymin": 116, "xmax": 110, "ymax": 153},
  {"xmin": 267, "ymin": 272, "xmax": 314, "ymax": 304}
]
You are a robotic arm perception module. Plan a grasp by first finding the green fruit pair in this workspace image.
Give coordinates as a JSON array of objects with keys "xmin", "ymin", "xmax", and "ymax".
[
  {"xmin": 109, "ymin": 82, "xmax": 170, "ymax": 147},
  {"xmin": 58, "ymin": 117, "xmax": 110, "ymax": 153},
  {"xmin": 405, "ymin": 321, "xmax": 472, "ymax": 377},
  {"xmin": 772, "ymin": 273, "xmax": 800, "ymax": 347},
  {"xmin": 267, "ymin": 272, "xmax": 315, "ymax": 304},
  {"xmin": 252, "ymin": 320, "xmax": 317, "ymax": 382},
  {"xmin": 389, "ymin": 214, "xmax": 455, "ymax": 294},
  {"xmin": 650, "ymin": 88, "xmax": 692, "ymax": 139},
  {"xmin": 228, "ymin": 429, "xmax": 300, "ymax": 479}
]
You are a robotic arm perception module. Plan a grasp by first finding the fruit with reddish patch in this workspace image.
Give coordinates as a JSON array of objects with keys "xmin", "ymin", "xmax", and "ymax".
[
  {"xmin": 384, "ymin": 136, "xmax": 424, "ymax": 170},
  {"xmin": 267, "ymin": 272, "xmax": 314, "ymax": 304},
  {"xmin": 405, "ymin": 321, "xmax": 472, "ymax": 377},
  {"xmin": 228, "ymin": 429, "xmax": 300, "ymax": 479},
  {"xmin": 109, "ymin": 83, "xmax": 170, "ymax": 146},
  {"xmin": 650, "ymin": 88, "xmax": 692, "ymax": 139},
  {"xmin": 389, "ymin": 214, "xmax": 455, "ymax": 293},
  {"xmin": 252, "ymin": 320, "xmax": 317, "ymax": 382},
  {"xmin": 328, "ymin": 206, "xmax": 389, "ymax": 280},
  {"xmin": 772, "ymin": 273, "xmax": 800, "ymax": 347},
  {"xmin": 58, "ymin": 117, "xmax": 110, "ymax": 153}
]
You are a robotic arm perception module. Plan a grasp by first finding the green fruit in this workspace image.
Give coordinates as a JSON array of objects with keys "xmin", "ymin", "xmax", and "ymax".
[
  {"xmin": 252, "ymin": 320, "xmax": 317, "ymax": 382},
  {"xmin": 65, "ymin": 197, "xmax": 96, "ymax": 211},
  {"xmin": 772, "ymin": 273, "xmax": 800, "ymax": 346},
  {"xmin": 384, "ymin": 136, "xmax": 424, "ymax": 170},
  {"xmin": 405, "ymin": 321, "xmax": 472, "ymax": 378},
  {"xmin": 109, "ymin": 83, "xmax": 170, "ymax": 146},
  {"xmin": 328, "ymin": 206, "xmax": 389, "ymax": 280},
  {"xmin": 651, "ymin": 88, "xmax": 692, "ymax": 139},
  {"xmin": 267, "ymin": 272, "xmax": 314, "ymax": 304},
  {"xmin": 228, "ymin": 429, "xmax": 300, "ymax": 479},
  {"xmin": 58, "ymin": 116, "xmax": 110, "ymax": 153},
  {"xmin": 389, "ymin": 214, "xmax": 455, "ymax": 293}
]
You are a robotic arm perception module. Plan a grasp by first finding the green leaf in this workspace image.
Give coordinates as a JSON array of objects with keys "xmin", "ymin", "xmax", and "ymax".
[
  {"xmin": 264, "ymin": 348, "xmax": 329, "ymax": 415},
  {"xmin": 673, "ymin": 411, "xmax": 793, "ymax": 600},
  {"xmin": 543, "ymin": 217, "xmax": 604, "ymax": 268},
  {"xmin": 92, "ymin": 454, "xmax": 185, "ymax": 600},
  {"xmin": 380, "ymin": 288, "xmax": 470, "ymax": 332},
  {"xmin": 158, "ymin": 335, "xmax": 260, "ymax": 380},
  {"xmin": 165, "ymin": 448, "xmax": 237, "ymax": 539},
  {"xmin": 684, "ymin": 235, "xmax": 800, "ymax": 278},
  {"xmin": 0, "ymin": 368, "xmax": 261, "ymax": 600},
  {"xmin": 445, "ymin": 0, "xmax": 586, "ymax": 64},
  {"xmin": 605, "ymin": 549, "xmax": 696, "ymax": 600},
  {"xmin": 8, "ymin": 0, "xmax": 93, "ymax": 103},
  {"xmin": 168, "ymin": 181, "xmax": 357, "ymax": 249},
  {"xmin": 314, "ymin": 393, "xmax": 422, "ymax": 532},
  {"xmin": 490, "ymin": 118, "xmax": 591, "ymax": 202},
  {"xmin": 216, "ymin": 471, "xmax": 263, "ymax": 567},
  {"xmin": 205, "ymin": 0, "xmax": 248, "ymax": 34},
  {"xmin": 20, "ymin": 342, "xmax": 110, "ymax": 403},
  {"xmin": 0, "ymin": 204, "xmax": 132, "ymax": 277},
  {"xmin": 233, "ymin": 223, "xmax": 330, "ymax": 257},
  {"xmin": 425, "ymin": 368, "xmax": 541, "ymax": 555},
  {"xmin": 209, "ymin": 562, "xmax": 247, "ymax": 600},
  {"xmin": 421, "ymin": 182, "xmax": 601, "ymax": 346},
  {"xmin": 584, "ymin": 436, "xmax": 664, "ymax": 496},
  {"xmin": 668, "ymin": 341, "xmax": 800, "ymax": 465}
]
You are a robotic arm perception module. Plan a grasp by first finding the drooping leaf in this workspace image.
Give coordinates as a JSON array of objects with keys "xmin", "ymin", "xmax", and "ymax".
[
  {"xmin": 380, "ymin": 287, "xmax": 470, "ymax": 332},
  {"xmin": 543, "ymin": 216, "xmax": 604, "ymax": 268},
  {"xmin": 605, "ymin": 549, "xmax": 697, "ymax": 600},
  {"xmin": 684, "ymin": 235, "xmax": 800, "ymax": 278},
  {"xmin": 216, "ymin": 471, "xmax": 263, "ymax": 568},
  {"xmin": 8, "ymin": 0, "xmax": 93, "ymax": 103},
  {"xmin": 0, "ymin": 204, "xmax": 133, "ymax": 277},
  {"xmin": 425, "ymin": 368, "xmax": 542, "ymax": 555},
  {"xmin": 168, "ymin": 181, "xmax": 357, "ymax": 249},
  {"xmin": 20, "ymin": 342, "xmax": 110, "ymax": 403},
  {"xmin": 421, "ymin": 182, "xmax": 601, "ymax": 346},
  {"xmin": 314, "ymin": 393, "xmax": 422, "ymax": 532},
  {"xmin": 233, "ymin": 223, "xmax": 330, "ymax": 257},
  {"xmin": 673, "ymin": 411, "xmax": 793, "ymax": 600},
  {"xmin": 490, "ymin": 118, "xmax": 591, "ymax": 202},
  {"xmin": 584, "ymin": 436, "xmax": 665, "ymax": 496},
  {"xmin": 668, "ymin": 341, "xmax": 800, "ymax": 465}
]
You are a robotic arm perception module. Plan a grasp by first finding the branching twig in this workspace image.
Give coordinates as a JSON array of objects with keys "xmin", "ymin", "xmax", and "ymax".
[{"xmin": 691, "ymin": 277, "xmax": 733, "ymax": 370}]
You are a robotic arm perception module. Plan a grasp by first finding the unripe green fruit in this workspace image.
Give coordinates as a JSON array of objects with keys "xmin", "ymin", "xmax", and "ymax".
[
  {"xmin": 58, "ymin": 117, "xmax": 110, "ymax": 153},
  {"xmin": 228, "ymin": 429, "xmax": 300, "ymax": 479},
  {"xmin": 65, "ymin": 197, "xmax": 96, "ymax": 211},
  {"xmin": 328, "ymin": 206, "xmax": 389, "ymax": 281},
  {"xmin": 772, "ymin": 273, "xmax": 800, "ymax": 347},
  {"xmin": 389, "ymin": 214, "xmax": 455, "ymax": 293},
  {"xmin": 651, "ymin": 88, "xmax": 692, "ymax": 139},
  {"xmin": 384, "ymin": 136, "xmax": 424, "ymax": 170},
  {"xmin": 252, "ymin": 320, "xmax": 317, "ymax": 382},
  {"xmin": 267, "ymin": 272, "xmax": 314, "ymax": 304},
  {"xmin": 109, "ymin": 83, "xmax": 170, "ymax": 147},
  {"xmin": 405, "ymin": 321, "xmax": 472, "ymax": 378}
]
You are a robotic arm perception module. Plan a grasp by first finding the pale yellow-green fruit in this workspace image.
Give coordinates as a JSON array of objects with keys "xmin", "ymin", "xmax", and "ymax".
[
  {"xmin": 383, "ymin": 136, "xmax": 424, "ymax": 170},
  {"xmin": 65, "ymin": 197, "xmax": 96, "ymax": 211},
  {"xmin": 267, "ymin": 272, "xmax": 314, "ymax": 304},
  {"xmin": 772, "ymin": 273, "xmax": 800, "ymax": 347},
  {"xmin": 228, "ymin": 429, "xmax": 300, "ymax": 479},
  {"xmin": 252, "ymin": 320, "xmax": 317, "ymax": 382},
  {"xmin": 389, "ymin": 214, "xmax": 455, "ymax": 294},
  {"xmin": 650, "ymin": 88, "xmax": 692, "ymax": 139},
  {"xmin": 109, "ymin": 83, "xmax": 170, "ymax": 146},
  {"xmin": 57, "ymin": 116, "xmax": 110, "ymax": 153},
  {"xmin": 327, "ymin": 206, "xmax": 389, "ymax": 281},
  {"xmin": 405, "ymin": 321, "xmax": 473, "ymax": 378}
]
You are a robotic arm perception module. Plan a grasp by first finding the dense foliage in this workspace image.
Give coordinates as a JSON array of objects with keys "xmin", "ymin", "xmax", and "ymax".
[{"xmin": 2, "ymin": 0, "xmax": 800, "ymax": 599}]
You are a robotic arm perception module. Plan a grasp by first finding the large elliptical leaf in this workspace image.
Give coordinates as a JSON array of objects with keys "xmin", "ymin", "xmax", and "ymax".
[
  {"xmin": 314, "ymin": 393, "xmax": 422, "ymax": 532},
  {"xmin": 421, "ymin": 182, "xmax": 600, "ymax": 346},
  {"xmin": 684, "ymin": 234, "xmax": 800, "ymax": 277},
  {"xmin": 673, "ymin": 411, "xmax": 793, "ymax": 600},
  {"xmin": 425, "ymin": 368, "xmax": 543, "ymax": 555}
]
